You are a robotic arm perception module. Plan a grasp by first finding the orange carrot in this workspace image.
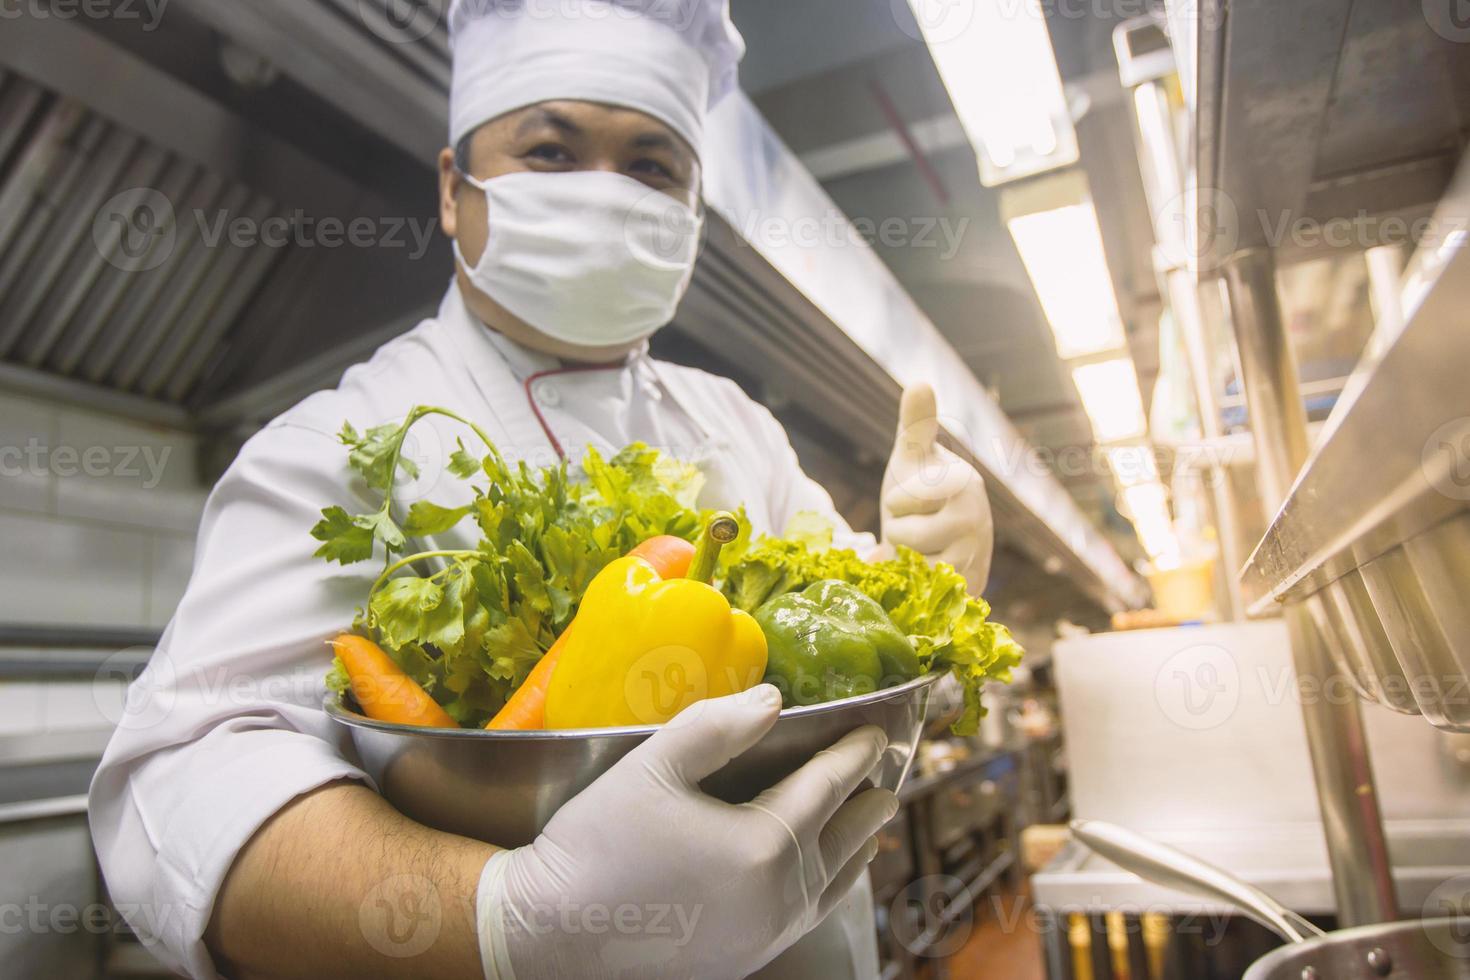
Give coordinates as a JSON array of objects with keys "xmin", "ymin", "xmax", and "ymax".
[
  {"xmin": 485, "ymin": 535, "xmax": 696, "ymax": 730},
  {"xmin": 486, "ymin": 622, "xmax": 575, "ymax": 730},
  {"xmin": 625, "ymin": 533, "xmax": 695, "ymax": 580},
  {"xmin": 331, "ymin": 633, "xmax": 458, "ymax": 728}
]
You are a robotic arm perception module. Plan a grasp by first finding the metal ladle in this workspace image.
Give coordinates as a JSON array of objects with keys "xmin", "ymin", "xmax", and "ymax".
[{"xmin": 1071, "ymin": 820, "xmax": 1329, "ymax": 944}]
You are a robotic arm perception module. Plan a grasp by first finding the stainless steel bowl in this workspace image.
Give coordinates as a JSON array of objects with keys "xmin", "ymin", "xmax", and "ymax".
[
  {"xmin": 1244, "ymin": 919, "xmax": 1470, "ymax": 980},
  {"xmin": 326, "ymin": 672, "xmax": 943, "ymax": 847}
]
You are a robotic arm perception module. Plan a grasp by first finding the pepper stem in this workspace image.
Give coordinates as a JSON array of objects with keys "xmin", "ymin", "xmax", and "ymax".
[{"xmin": 687, "ymin": 511, "xmax": 740, "ymax": 585}]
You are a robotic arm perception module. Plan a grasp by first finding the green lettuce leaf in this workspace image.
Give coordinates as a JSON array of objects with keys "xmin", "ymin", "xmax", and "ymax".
[{"xmin": 720, "ymin": 520, "xmax": 1022, "ymax": 735}]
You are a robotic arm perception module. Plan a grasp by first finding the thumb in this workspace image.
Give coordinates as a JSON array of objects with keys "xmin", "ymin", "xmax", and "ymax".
[
  {"xmin": 892, "ymin": 383, "xmax": 940, "ymax": 463},
  {"xmin": 636, "ymin": 685, "xmax": 783, "ymax": 786}
]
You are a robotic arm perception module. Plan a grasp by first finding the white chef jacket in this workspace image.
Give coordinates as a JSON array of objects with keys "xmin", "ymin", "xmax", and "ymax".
[{"xmin": 89, "ymin": 283, "xmax": 881, "ymax": 980}]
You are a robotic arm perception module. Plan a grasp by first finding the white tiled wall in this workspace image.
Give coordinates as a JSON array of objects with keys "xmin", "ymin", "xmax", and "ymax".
[{"xmin": 0, "ymin": 390, "xmax": 206, "ymax": 630}]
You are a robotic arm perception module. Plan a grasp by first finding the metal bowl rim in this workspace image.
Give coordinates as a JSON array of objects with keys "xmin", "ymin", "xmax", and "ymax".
[
  {"xmin": 323, "ymin": 670, "xmax": 945, "ymax": 741},
  {"xmin": 1243, "ymin": 916, "xmax": 1469, "ymax": 973}
]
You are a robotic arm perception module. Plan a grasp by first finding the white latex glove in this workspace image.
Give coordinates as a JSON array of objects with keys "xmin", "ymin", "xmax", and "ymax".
[
  {"xmin": 476, "ymin": 685, "xmax": 898, "ymax": 980},
  {"xmin": 880, "ymin": 382, "xmax": 995, "ymax": 593}
]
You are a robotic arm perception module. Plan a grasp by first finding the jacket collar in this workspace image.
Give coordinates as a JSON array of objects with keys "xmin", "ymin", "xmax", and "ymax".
[{"xmin": 438, "ymin": 282, "xmax": 652, "ymax": 383}]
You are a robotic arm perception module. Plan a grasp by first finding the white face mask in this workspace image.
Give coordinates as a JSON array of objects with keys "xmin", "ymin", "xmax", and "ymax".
[{"xmin": 454, "ymin": 170, "xmax": 703, "ymax": 348}]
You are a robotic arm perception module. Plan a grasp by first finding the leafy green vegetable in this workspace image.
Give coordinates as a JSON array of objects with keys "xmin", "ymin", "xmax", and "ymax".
[
  {"xmin": 310, "ymin": 506, "xmax": 375, "ymax": 565},
  {"xmin": 312, "ymin": 407, "xmax": 720, "ymax": 726},
  {"xmin": 314, "ymin": 408, "xmax": 1020, "ymax": 730},
  {"xmin": 325, "ymin": 656, "xmax": 351, "ymax": 697},
  {"xmin": 402, "ymin": 502, "xmax": 475, "ymax": 537},
  {"xmin": 719, "ymin": 515, "xmax": 1021, "ymax": 735}
]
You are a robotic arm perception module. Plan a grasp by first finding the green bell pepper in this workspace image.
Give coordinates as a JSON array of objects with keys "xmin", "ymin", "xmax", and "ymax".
[{"xmin": 754, "ymin": 579, "xmax": 922, "ymax": 706}]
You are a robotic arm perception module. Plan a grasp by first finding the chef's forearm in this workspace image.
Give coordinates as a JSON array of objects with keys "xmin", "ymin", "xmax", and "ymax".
[{"xmin": 206, "ymin": 781, "xmax": 495, "ymax": 979}]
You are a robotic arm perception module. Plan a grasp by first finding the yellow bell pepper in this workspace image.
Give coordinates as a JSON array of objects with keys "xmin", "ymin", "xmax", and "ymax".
[{"xmin": 544, "ymin": 513, "xmax": 768, "ymax": 729}]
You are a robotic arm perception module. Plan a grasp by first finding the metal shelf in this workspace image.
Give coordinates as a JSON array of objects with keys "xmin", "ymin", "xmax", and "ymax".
[
  {"xmin": 1236, "ymin": 156, "xmax": 1470, "ymax": 733},
  {"xmin": 1173, "ymin": 0, "xmax": 1470, "ymax": 923},
  {"xmin": 1240, "ymin": 157, "xmax": 1470, "ymax": 612},
  {"xmin": 1184, "ymin": 0, "xmax": 1470, "ymax": 273}
]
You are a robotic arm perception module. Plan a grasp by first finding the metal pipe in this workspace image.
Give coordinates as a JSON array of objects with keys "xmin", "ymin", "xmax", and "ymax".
[
  {"xmin": 1221, "ymin": 247, "xmax": 1398, "ymax": 926},
  {"xmin": 1131, "ymin": 72, "xmax": 1247, "ymax": 621},
  {"xmin": 1166, "ymin": 267, "xmax": 1247, "ymax": 621},
  {"xmin": 1364, "ymin": 245, "xmax": 1407, "ymax": 342}
]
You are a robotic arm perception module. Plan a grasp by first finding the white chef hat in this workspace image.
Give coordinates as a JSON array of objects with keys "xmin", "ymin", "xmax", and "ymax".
[{"xmin": 448, "ymin": 0, "xmax": 745, "ymax": 155}]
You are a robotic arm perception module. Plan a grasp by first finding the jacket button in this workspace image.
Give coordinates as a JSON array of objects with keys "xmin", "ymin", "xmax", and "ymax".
[{"xmin": 533, "ymin": 381, "xmax": 560, "ymax": 407}]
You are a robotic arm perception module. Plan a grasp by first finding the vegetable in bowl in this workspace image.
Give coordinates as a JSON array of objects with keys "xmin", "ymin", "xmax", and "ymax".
[{"xmin": 312, "ymin": 406, "xmax": 1020, "ymax": 734}]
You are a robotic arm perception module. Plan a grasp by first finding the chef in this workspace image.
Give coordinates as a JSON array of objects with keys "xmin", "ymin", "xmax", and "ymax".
[{"xmin": 88, "ymin": 1, "xmax": 995, "ymax": 977}]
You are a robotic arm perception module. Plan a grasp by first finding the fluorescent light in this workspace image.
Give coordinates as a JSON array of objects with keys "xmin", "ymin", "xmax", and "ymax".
[
  {"xmin": 1137, "ymin": 522, "xmax": 1180, "ymax": 562},
  {"xmin": 907, "ymin": 0, "xmax": 1078, "ymax": 186},
  {"xmin": 1104, "ymin": 445, "xmax": 1160, "ymax": 487},
  {"xmin": 1072, "ymin": 358, "xmax": 1148, "ymax": 443},
  {"xmin": 1121, "ymin": 481, "xmax": 1179, "ymax": 561},
  {"xmin": 1121, "ymin": 481, "xmax": 1167, "ymax": 521},
  {"xmin": 1008, "ymin": 202, "xmax": 1126, "ymax": 358}
]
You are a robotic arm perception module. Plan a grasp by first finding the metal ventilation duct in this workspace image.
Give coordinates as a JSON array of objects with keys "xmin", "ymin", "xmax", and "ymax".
[{"xmin": 0, "ymin": 72, "xmax": 286, "ymax": 405}]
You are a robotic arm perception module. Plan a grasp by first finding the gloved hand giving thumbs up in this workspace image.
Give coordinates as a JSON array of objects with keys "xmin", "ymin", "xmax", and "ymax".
[{"xmin": 880, "ymin": 383, "xmax": 995, "ymax": 593}]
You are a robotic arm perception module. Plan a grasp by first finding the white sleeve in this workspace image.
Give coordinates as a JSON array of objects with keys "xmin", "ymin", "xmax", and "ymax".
[
  {"xmin": 743, "ymin": 392, "xmax": 879, "ymax": 555},
  {"xmin": 87, "ymin": 414, "xmax": 377, "ymax": 979}
]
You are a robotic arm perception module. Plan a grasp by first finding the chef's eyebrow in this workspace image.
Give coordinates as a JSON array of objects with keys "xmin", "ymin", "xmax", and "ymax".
[
  {"xmin": 632, "ymin": 130, "xmax": 691, "ymax": 164},
  {"xmin": 632, "ymin": 131, "xmax": 677, "ymax": 151},
  {"xmin": 516, "ymin": 108, "xmax": 582, "ymax": 138}
]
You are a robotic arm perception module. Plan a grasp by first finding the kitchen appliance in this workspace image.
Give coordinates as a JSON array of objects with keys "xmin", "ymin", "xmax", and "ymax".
[
  {"xmin": 1073, "ymin": 820, "xmax": 1470, "ymax": 980},
  {"xmin": 326, "ymin": 671, "xmax": 942, "ymax": 847}
]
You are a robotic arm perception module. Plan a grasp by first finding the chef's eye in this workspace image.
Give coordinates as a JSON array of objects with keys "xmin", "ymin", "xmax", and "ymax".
[
  {"xmin": 629, "ymin": 158, "xmax": 676, "ymax": 183},
  {"xmin": 524, "ymin": 143, "xmax": 574, "ymax": 166}
]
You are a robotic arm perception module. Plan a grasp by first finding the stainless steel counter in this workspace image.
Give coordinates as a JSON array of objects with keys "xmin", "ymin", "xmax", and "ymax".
[{"xmin": 1034, "ymin": 821, "xmax": 1470, "ymax": 916}]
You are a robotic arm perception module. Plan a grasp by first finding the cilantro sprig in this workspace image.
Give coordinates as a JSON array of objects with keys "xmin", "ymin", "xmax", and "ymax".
[{"xmin": 311, "ymin": 406, "xmax": 503, "ymax": 564}]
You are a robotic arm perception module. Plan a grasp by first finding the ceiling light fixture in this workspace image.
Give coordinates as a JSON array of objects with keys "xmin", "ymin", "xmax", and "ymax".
[
  {"xmin": 1007, "ymin": 201, "xmax": 1127, "ymax": 358},
  {"xmin": 906, "ymin": 0, "xmax": 1079, "ymax": 186},
  {"xmin": 1071, "ymin": 358, "xmax": 1148, "ymax": 443}
]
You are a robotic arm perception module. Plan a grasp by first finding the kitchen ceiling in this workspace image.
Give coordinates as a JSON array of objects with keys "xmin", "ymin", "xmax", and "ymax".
[{"xmin": 732, "ymin": 0, "xmax": 1164, "ymax": 563}]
